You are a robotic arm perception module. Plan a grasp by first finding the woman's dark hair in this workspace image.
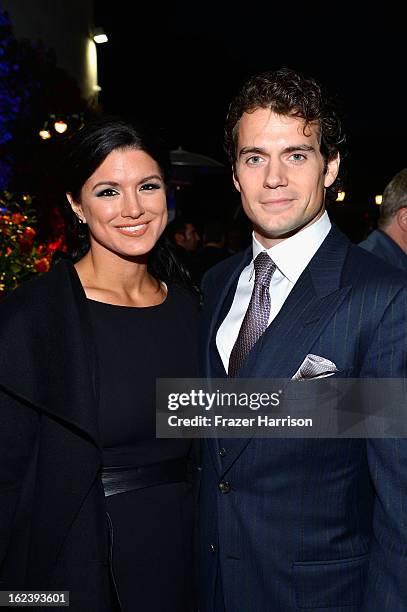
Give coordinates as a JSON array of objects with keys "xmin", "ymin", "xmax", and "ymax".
[
  {"xmin": 224, "ymin": 67, "xmax": 346, "ymax": 196},
  {"xmin": 59, "ymin": 117, "xmax": 193, "ymax": 288}
]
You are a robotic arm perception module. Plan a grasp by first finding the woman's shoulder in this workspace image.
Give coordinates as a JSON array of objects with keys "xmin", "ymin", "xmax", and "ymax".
[
  {"xmin": 0, "ymin": 259, "xmax": 74, "ymax": 317},
  {"xmin": 0, "ymin": 260, "xmax": 81, "ymax": 374}
]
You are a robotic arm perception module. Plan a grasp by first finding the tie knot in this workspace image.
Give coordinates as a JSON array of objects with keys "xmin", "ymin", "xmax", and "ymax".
[{"xmin": 254, "ymin": 251, "xmax": 276, "ymax": 286}]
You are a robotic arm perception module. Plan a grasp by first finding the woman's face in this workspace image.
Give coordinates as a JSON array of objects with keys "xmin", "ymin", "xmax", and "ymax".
[{"xmin": 68, "ymin": 147, "xmax": 167, "ymax": 259}]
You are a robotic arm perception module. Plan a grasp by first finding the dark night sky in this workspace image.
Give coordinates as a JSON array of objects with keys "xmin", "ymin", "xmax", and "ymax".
[{"xmin": 94, "ymin": 0, "xmax": 405, "ymax": 228}]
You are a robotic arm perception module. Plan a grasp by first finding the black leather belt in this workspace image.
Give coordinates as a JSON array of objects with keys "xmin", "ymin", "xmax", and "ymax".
[{"xmin": 101, "ymin": 458, "xmax": 188, "ymax": 497}]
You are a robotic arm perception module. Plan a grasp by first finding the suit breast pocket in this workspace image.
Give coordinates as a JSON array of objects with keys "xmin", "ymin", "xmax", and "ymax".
[{"xmin": 293, "ymin": 553, "xmax": 369, "ymax": 609}]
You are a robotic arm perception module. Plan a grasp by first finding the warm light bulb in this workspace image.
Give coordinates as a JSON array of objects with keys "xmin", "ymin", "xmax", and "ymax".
[
  {"xmin": 336, "ymin": 191, "xmax": 346, "ymax": 202},
  {"xmin": 94, "ymin": 33, "xmax": 108, "ymax": 44},
  {"xmin": 54, "ymin": 120, "xmax": 68, "ymax": 134},
  {"xmin": 39, "ymin": 129, "xmax": 51, "ymax": 140},
  {"xmin": 375, "ymin": 195, "xmax": 383, "ymax": 205}
]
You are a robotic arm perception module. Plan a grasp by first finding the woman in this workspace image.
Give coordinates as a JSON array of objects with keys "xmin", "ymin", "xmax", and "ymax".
[{"xmin": 0, "ymin": 118, "xmax": 199, "ymax": 611}]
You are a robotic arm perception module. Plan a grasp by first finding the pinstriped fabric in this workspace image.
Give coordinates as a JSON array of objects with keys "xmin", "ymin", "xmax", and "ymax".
[{"xmin": 228, "ymin": 252, "xmax": 276, "ymax": 378}]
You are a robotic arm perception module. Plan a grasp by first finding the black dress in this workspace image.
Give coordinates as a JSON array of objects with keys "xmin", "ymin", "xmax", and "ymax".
[{"xmin": 88, "ymin": 284, "xmax": 199, "ymax": 612}]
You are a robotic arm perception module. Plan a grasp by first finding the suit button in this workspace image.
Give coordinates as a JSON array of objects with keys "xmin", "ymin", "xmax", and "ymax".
[
  {"xmin": 219, "ymin": 447, "xmax": 226, "ymax": 457},
  {"xmin": 210, "ymin": 543, "xmax": 217, "ymax": 554},
  {"xmin": 218, "ymin": 480, "xmax": 231, "ymax": 494}
]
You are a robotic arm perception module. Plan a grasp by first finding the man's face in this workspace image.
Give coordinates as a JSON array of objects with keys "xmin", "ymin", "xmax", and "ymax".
[
  {"xmin": 233, "ymin": 108, "xmax": 340, "ymax": 248},
  {"xmin": 176, "ymin": 223, "xmax": 200, "ymax": 251}
]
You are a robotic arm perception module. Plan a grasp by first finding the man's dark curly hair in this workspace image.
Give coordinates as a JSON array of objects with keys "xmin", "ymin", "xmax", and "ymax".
[{"xmin": 224, "ymin": 68, "xmax": 345, "ymax": 193}]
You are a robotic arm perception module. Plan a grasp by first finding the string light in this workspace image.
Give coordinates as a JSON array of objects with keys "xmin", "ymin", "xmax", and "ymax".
[
  {"xmin": 38, "ymin": 113, "xmax": 84, "ymax": 140},
  {"xmin": 336, "ymin": 191, "xmax": 346, "ymax": 202},
  {"xmin": 375, "ymin": 195, "xmax": 383, "ymax": 205},
  {"xmin": 54, "ymin": 120, "xmax": 68, "ymax": 134},
  {"xmin": 39, "ymin": 128, "xmax": 51, "ymax": 140}
]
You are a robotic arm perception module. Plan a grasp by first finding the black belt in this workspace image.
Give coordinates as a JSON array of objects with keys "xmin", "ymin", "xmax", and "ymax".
[{"xmin": 101, "ymin": 458, "xmax": 188, "ymax": 497}]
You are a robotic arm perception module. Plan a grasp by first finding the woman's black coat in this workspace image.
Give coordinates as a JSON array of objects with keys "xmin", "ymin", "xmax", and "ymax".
[{"xmin": 0, "ymin": 260, "xmax": 119, "ymax": 610}]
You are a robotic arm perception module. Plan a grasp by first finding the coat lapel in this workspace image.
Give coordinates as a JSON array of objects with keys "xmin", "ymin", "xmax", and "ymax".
[
  {"xmin": 0, "ymin": 260, "xmax": 100, "ymax": 447},
  {"xmin": 200, "ymin": 250, "xmax": 252, "ymax": 474},
  {"xmin": 216, "ymin": 226, "xmax": 353, "ymax": 475},
  {"xmin": 240, "ymin": 277, "xmax": 350, "ymax": 378},
  {"xmin": 242, "ymin": 225, "xmax": 352, "ymax": 378},
  {"xmin": 0, "ymin": 260, "xmax": 103, "ymax": 580},
  {"xmin": 201, "ymin": 247, "xmax": 252, "ymax": 378}
]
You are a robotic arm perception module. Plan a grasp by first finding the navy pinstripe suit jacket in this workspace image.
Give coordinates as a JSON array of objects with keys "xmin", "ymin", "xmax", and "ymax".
[{"xmin": 198, "ymin": 225, "xmax": 407, "ymax": 612}]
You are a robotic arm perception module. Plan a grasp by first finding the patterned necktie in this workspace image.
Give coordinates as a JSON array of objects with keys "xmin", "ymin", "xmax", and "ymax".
[{"xmin": 228, "ymin": 251, "xmax": 276, "ymax": 377}]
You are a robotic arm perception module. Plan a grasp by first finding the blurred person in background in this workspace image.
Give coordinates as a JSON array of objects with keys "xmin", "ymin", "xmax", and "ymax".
[
  {"xmin": 193, "ymin": 219, "xmax": 229, "ymax": 285},
  {"xmin": 359, "ymin": 168, "xmax": 407, "ymax": 271},
  {"xmin": 164, "ymin": 216, "xmax": 200, "ymax": 282},
  {"xmin": 165, "ymin": 216, "xmax": 200, "ymax": 254},
  {"xmin": 224, "ymin": 220, "xmax": 250, "ymax": 255}
]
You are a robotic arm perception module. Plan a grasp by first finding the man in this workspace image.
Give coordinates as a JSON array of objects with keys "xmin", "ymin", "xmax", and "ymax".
[
  {"xmin": 166, "ymin": 216, "xmax": 200, "ymax": 253},
  {"xmin": 193, "ymin": 219, "xmax": 229, "ymax": 285},
  {"xmin": 199, "ymin": 68, "xmax": 407, "ymax": 611},
  {"xmin": 359, "ymin": 168, "xmax": 407, "ymax": 271},
  {"xmin": 164, "ymin": 216, "xmax": 200, "ymax": 281}
]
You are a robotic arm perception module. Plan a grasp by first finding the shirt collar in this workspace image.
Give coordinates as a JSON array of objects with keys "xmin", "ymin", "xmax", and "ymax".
[{"xmin": 252, "ymin": 211, "xmax": 332, "ymax": 284}]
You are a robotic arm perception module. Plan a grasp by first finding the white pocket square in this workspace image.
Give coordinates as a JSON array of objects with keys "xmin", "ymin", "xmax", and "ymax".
[{"xmin": 292, "ymin": 354, "xmax": 339, "ymax": 381}]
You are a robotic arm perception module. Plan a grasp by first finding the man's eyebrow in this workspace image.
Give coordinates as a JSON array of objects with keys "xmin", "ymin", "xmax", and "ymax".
[
  {"xmin": 282, "ymin": 145, "xmax": 315, "ymax": 153},
  {"xmin": 238, "ymin": 144, "xmax": 316, "ymax": 158},
  {"xmin": 238, "ymin": 146, "xmax": 267, "ymax": 157}
]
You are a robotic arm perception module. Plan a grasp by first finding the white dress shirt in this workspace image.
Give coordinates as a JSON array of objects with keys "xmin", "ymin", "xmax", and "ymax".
[{"xmin": 216, "ymin": 212, "xmax": 332, "ymax": 373}]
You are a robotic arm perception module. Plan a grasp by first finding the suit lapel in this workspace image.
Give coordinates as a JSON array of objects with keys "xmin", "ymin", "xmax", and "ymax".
[
  {"xmin": 243, "ymin": 225, "xmax": 351, "ymax": 378},
  {"xmin": 200, "ymin": 249, "xmax": 251, "ymax": 474},
  {"xmin": 241, "ymin": 271, "xmax": 350, "ymax": 378},
  {"xmin": 217, "ymin": 226, "xmax": 353, "ymax": 475},
  {"xmin": 201, "ymin": 247, "xmax": 252, "ymax": 378}
]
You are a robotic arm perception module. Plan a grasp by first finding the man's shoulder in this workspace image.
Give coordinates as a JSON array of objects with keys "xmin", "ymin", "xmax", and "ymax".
[
  {"xmin": 346, "ymin": 240, "xmax": 407, "ymax": 292},
  {"xmin": 359, "ymin": 229, "xmax": 407, "ymax": 272},
  {"xmin": 358, "ymin": 229, "xmax": 383, "ymax": 253}
]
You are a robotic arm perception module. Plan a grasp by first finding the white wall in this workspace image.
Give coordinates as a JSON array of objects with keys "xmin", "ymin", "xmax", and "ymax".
[{"xmin": 2, "ymin": 0, "xmax": 97, "ymax": 101}]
